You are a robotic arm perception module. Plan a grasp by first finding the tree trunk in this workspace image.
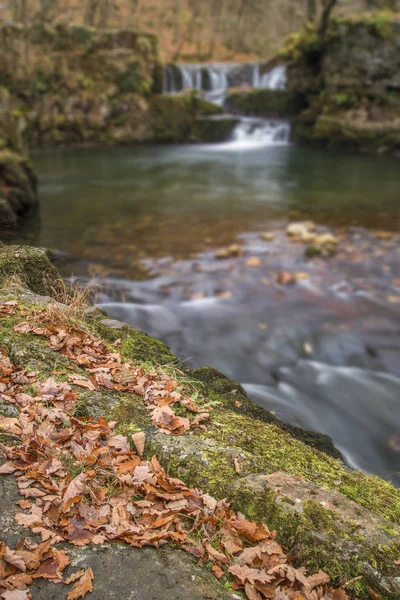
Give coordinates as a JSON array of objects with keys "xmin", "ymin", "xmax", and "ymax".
[
  {"xmin": 84, "ymin": 0, "xmax": 99, "ymax": 26},
  {"xmin": 318, "ymin": 0, "xmax": 338, "ymax": 36},
  {"xmin": 10, "ymin": 0, "xmax": 28, "ymax": 23},
  {"xmin": 307, "ymin": 0, "xmax": 318, "ymax": 21},
  {"xmin": 98, "ymin": 0, "xmax": 113, "ymax": 28},
  {"xmin": 40, "ymin": 0, "xmax": 59, "ymax": 21}
]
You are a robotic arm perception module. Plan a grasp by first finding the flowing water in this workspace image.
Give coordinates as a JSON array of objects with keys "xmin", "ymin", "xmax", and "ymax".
[
  {"xmin": 164, "ymin": 62, "xmax": 289, "ymax": 144},
  {"xmin": 5, "ymin": 140, "xmax": 400, "ymax": 484},
  {"xmin": 3, "ymin": 62, "xmax": 400, "ymax": 484}
]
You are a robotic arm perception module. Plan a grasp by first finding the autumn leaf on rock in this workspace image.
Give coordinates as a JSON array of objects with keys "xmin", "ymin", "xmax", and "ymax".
[
  {"xmin": 66, "ymin": 567, "xmax": 94, "ymax": 600},
  {"xmin": 62, "ymin": 472, "xmax": 88, "ymax": 512},
  {"xmin": 68, "ymin": 375, "xmax": 97, "ymax": 391},
  {"xmin": 1, "ymin": 590, "xmax": 30, "ymax": 600},
  {"xmin": 131, "ymin": 432, "xmax": 146, "ymax": 457}
]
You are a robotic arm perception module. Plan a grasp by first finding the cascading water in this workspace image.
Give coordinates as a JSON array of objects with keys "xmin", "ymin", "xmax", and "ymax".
[{"xmin": 163, "ymin": 62, "xmax": 290, "ymax": 148}]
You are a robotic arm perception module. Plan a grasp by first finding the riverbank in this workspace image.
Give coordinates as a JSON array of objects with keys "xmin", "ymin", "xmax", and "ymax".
[
  {"xmin": 285, "ymin": 12, "xmax": 400, "ymax": 155},
  {"xmin": 1, "ymin": 245, "xmax": 400, "ymax": 599}
]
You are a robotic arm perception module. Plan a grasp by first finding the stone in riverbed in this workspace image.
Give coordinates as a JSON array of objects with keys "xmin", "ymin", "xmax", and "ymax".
[{"xmin": 287, "ymin": 221, "xmax": 316, "ymax": 241}]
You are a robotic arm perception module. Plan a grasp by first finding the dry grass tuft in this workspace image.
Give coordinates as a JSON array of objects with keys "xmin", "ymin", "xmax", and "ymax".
[{"xmin": 39, "ymin": 279, "xmax": 98, "ymax": 328}]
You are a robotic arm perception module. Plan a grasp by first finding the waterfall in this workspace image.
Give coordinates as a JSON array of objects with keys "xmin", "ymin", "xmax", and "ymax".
[
  {"xmin": 163, "ymin": 62, "xmax": 290, "ymax": 149},
  {"xmin": 163, "ymin": 63, "xmax": 287, "ymax": 105}
]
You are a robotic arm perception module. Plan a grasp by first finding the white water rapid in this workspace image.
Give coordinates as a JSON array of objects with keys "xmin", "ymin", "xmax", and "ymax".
[{"xmin": 163, "ymin": 62, "xmax": 290, "ymax": 149}]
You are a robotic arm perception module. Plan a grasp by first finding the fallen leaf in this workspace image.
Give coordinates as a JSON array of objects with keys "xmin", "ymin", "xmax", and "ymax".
[
  {"xmin": 276, "ymin": 271, "xmax": 296, "ymax": 286},
  {"xmin": 131, "ymin": 432, "xmax": 146, "ymax": 457},
  {"xmin": 66, "ymin": 567, "xmax": 94, "ymax": 600},
  {"xmin": 246, "ymin": 257, "xmax": 261, "ymax": 267}
]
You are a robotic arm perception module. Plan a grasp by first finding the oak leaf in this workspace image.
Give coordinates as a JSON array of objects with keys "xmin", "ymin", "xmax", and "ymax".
[{"xmin": 66, "ymin": 567, "xmax": 94, "ymax": 600}]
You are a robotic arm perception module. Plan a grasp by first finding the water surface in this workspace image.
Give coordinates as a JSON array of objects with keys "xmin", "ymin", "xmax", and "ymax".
[{"xmin": 4, "ymin": 142, "xmax": 400, "ymax": 483}]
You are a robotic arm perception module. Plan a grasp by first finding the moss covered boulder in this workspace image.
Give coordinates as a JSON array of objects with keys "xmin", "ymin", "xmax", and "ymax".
[
  {"xmin": 0, "ymin": 23, "xmax": 161, "ymax": 147},
  {"xmin": 150, "ymin": 92, "xmax": 236, "ymax": 143},
  {"xmin": 285, "ymin": 12, "xmax": 400, "ymax": 155},
  {"xmin": 1, "ymin": 246, "xmax": 400, "ymax": 599},
  {"xmin": 224, "ymin": 88, "xmax": 306, "ymax": 117},
  {"xmin": 0, "ymin": 89, "xmax": 37, "ymax": 228}
]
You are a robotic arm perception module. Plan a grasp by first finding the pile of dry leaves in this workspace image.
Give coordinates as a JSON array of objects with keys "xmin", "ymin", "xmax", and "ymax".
[
  {"xmin": 13, "ymin": 316, "xmax": 210, "ymax": 436},
  {"xmin": 0, "ymin": 303, "xmax": 350, "ymax": 600}
]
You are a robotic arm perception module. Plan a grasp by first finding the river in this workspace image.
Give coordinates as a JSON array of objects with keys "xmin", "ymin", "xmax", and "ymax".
[{"xmin": 3, "ymin": 131, "xmax": 400, "ymax": 485}]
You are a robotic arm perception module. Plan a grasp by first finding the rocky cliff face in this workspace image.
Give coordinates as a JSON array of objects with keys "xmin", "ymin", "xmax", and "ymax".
[
  {"xmin": 0, "ymin": 22, "xmax": 161, "ymax": 146},
  {"xmin": 0, "ymin": 89, "xmax": 37, "ymax": 228},
  {"xmin": 0, "ymin": 23, "xmax": 229, "ymax": 148},
  {"xmin": 286, "ymin": 12, "xmax": 400, "ymax": 155}
]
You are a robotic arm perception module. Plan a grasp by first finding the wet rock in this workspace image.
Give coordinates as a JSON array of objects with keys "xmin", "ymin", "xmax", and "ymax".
[
  {"xmin": 286, "ymin": 221, "xmax": 316, "ymax": 241},
  {"xmin": 224, "ymin": 88, "xmax": 306, "ymax": 117},
  {"xmin": 260, "ymin": 233, "xmax": 275, "ymax": 241},
  {"xmin": 150, "ymin": 93, "xmax": 224, "ymax": 143},
  {"xmin": 215, "ymin": 244, "xmax": 243, "ymax": 259},
  {"xmin": 0, "ymin": 246, "xmax": 59, "ymax": 295}
]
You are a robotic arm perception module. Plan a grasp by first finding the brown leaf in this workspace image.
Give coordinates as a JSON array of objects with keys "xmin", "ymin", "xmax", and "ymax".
[
  {"xmin": 62, "ymin": 472, "xmax": 88, "ymax": 512},
  {"xmin": 244, "ymin": 583, "xmax": 263, "ymax": 600},
  {"xmin": 68, "ymin": 375, "xmax": 97, "ymax": 391},
  {"xmin": 0, "ymin": 418, "xmax": 22, "ymax": 436},
  {"xmin": 276, "ymin": 271, "xmax": 296, "ymax": 286},
  {"xmin": 3, "ymin": 547, "xmax": 26, "ymax": 573},
  {"xmin": 65, "ymin": 570, "xmax": 86, "ymax": 585},
  {"xmin": 131, "ymin": 432, "xmax": 146, "ymax": 457},
  {"xmin": 229, "ymin": 564, "xmax": 273, "ymax": 585},
  {"xmin": 66, "ymin": 567, "xmax": 94, "ymax": 600},
  {"xmin": 1, "ymin": 590, "xmax": 30, "ymax": 600},
  {"xmin": 0, "ymin": 463, "xmax": 16, "ymax": 474},
  {"xmin": 306, "ymin": 570, "xmax": 330, "ymax": 589},
  {"xmin": 212, "ymin": 564, "xmax": 224, "ymax": 579},
  {"xmin": 108, "ymin": 435, "xmax": 130, "ymax": 453},
  {"xmin": 206, "ymin": 543, "xmax": 229, "ymax": 565}
]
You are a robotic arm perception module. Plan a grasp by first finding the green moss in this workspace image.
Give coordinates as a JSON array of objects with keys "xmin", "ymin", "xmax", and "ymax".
[
  {"xmin": 197, "ymin": 412, "xmax": 400, "ymax": 524},
  {"xmin": 108, "ymin": 394, "xmax": 152, "ymax": 437},
  {"xmin": 225, "ymin": 89, "xmax": 305, "ymax": 117},
  {"xmin": 280, "ymin": 23, "xmax": 319, "ymax": 61},
  {"xmin": 362, "ymin": 10, "xmax": 396, "ymax": 39},
  {"xmin": 150, "ymin": 93, "xmax": 223, "ymax": 143},
  {"xmin": 0, "ymin": 246, "xmax": 59, "ymax": 295},
  {"xmin": 115, "ymin": 59, "xmax": 152, "ymax": 95},
  {"xmin": 68, "ymin": 25, "xmax": 95, "ymax": 47},
  {"xmin": 191, "ymin": 366, "xmax": 341, "ymax": 459}
]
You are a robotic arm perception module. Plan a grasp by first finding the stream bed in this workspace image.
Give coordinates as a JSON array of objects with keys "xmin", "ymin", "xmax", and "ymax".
[{"xmin": 4, "ymin": 141, "xmax": 400, "ymax": 484}]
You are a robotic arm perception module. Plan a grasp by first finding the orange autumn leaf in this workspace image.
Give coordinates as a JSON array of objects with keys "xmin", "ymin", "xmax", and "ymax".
[{"xmin": 66, "ymin": 567, "xmax": 94, "ymax": 600}]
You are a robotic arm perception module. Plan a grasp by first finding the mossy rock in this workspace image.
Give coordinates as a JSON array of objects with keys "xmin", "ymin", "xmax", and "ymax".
[
  {"xmin": 150, "ymin": 93, "xmax": 223, "ymax": 143},
  {"xmin": 285, "ymin": 14, "xmax": 400, "ymax": 155},
  {"xmin": 0, "ymin": 109, "xmax": 38, "ymax": 227},
  {"xmin": 0, "ymin": 246, "xmax": 59, "ymax": 295},
  {"xmin": 1, "ymin": 248, "xmax": 400, "ymax": 598},
  {"xmin": 191, "ymin": 116, "xmax": 239, "ymax": 143},
  {"xmin": 224, "ymin": 89, "xmax": 306, "ymax": 117}
]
